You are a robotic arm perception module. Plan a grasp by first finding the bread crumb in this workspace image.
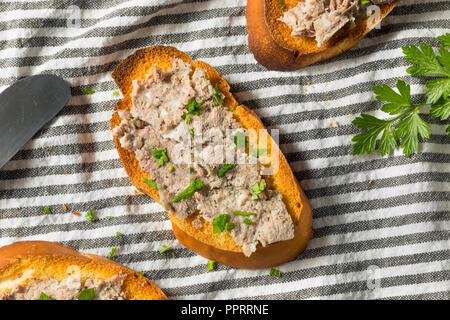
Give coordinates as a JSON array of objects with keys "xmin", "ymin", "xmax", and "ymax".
[
  {"xmin": 72, "ymin": 212, "xmax": 81, "ymax": 216},
  {"xmin": 62, "ymin": 204, "xmax": 67, "ymax": 210},
  {"xmin": 307, "ymin": 81, "xmax": 311, "ymax": 85},
  {"xmin": 327, "ymin": 122, "xmax": 332, "ymax": 127},
  {"xmin": 369, "ymin": 179, "xmax": 374, "ymax": 184},
  {"xmin": 332, "ymin": 120, "xmax": 338, "ymax": 126},
  {"xmin": 354, "ymin": 186, "xmax": 359, "ymax": 190}
]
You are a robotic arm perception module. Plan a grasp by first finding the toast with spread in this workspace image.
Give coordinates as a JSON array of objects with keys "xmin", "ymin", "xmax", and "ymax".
[
  {"xmin": 246, "ymin": 0, "xmax": 400, "ymax": 71},
  {"xmin": 110, "ymin": 46, "xmax": 313, "ymax": 269},
  {"xmin": 0, "ymin": 241, "xmax": 167, "ymax": 300}
]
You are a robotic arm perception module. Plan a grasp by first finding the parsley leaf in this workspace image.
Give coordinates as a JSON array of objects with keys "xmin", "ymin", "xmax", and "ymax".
[
  {"xmin": 85, "ymin": 209, "xmax": 96, "ymax": 221},
  {"xmin": 430, "ymin": 97, "xmax": 450, "ymax": 120},
  {"xmin": 234, "ymin": 132, "xmax": 247, "ymax": 149},
  {"xmin": 217, "ymin": 164, "xmax": 233, "ymax": 177},
  {"xmin": 143, "ymin": 178, "xmax": 158, "ymax": 190},
  {"xmin": 214, "ymin": 83, "xmax": 223, "ymax": 106},
  {"xmin": 207, "ymin": 260, "xmax": 215, "ymax": 271},
  {"xmin": 185, "ymin": 97, "xmax": 203, "ymax": 116},
  {"xmin": 243, "ymin": 218, "xmax": 253, "ymax": 225},
  {"xmin": 40, "ymin": 292, "xmax": 53, "ymax": 300},
  {"xmin": 43, "ymin": 206, "xmax": 51, "ymax": 214},
  {"xmin": 373, "ymin": 80, "xmax": 412, "ymax": 115},
  {"xmin": 251, "ymin": 180, "xmax": 266, "ymax": 199},
  {"xmin": 83, "ymin": 88, "xmax": 95, "ymax": 95},
  {"xmin": 438, "ymin": 33, "xmax": 450, "ymax": 48},
  {"xmin": 152, "ymin": 148, "xmax": 169, "ymax": 167},
  {"xmin": 78, "ymin": 288, "xmax": 95, "ymax": 300},
  {"xmin": 160, "ymin": 245, "xmax": 171, "ymax": 254},
  {"xmin": 270, "ymin": 268, "xmax": 281, "ymax": 277},
  {"xmin": 278, "ymin": 0, "xmax": 286, "ymax": 10},
  {"xmin": 395, "ymin": 111, "xmax": 430, "ymax": 157},
  {"xmin": 109, "ymin": 247, "xmax": 117, "ymax": 260},
  {"xmin": 212, "ymin": 214, "xmax": 235, "ymax": 233},
  {"xmin": 171, "ymin": 178, "xmax": 204, "ymax": 202},
  {"xmin": 232, "ymin": 210, "xmax": 256, "ymax": 216}
]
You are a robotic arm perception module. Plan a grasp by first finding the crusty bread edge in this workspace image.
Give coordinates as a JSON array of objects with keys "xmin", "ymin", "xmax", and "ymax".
[
  {"xmin": 110, "ymin": 46, "xmax": 313, "ymax": 269},
  {"xmin": 246, "ymin": 0, "xmax": 400, "ymax": 71},
  {"xmin": 0, "ymin": 241, "xmax": 167, "ymax": 300}
]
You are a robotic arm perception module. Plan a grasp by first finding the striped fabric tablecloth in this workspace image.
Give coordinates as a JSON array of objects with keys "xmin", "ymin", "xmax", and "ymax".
[{"xmin": 0, "ymin": 0, "xmax": 449, "ymax": 300}]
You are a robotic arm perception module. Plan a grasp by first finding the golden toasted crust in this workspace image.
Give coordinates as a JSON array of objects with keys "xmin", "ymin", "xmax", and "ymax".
[
  {"xmin": 110, "ymin": 46, "xmax": 313, "ymax": 269},
  {"xmin": 0, "ymin": 241, "xmax": 167, "ymax": 300},
  {"xmin": 246, "ymin": 0, "xmax": 399, "ymax": 70}
]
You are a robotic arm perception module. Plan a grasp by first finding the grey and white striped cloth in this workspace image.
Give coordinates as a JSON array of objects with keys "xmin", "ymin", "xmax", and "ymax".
[{"xmin": 0, "ymin": 0, "xmax": 449, "ymax": 300}]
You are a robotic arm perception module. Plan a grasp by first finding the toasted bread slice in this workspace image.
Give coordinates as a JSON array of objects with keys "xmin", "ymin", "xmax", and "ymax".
[
  {"xmin": 0, "ymin": 241, "xmax": 167, "ymax": 300},
  {"xmin": 110, "ymin": 46, "xmax": 313, "ymax": 269},
  {"xmin": 246, "ymin": 0, "xmax": 399, "ymax": 71}
]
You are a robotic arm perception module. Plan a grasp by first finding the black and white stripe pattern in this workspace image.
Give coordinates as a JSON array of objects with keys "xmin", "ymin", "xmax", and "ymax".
[{"xmin": 0, "ymin": 0, "xmax": 449, "ymax": 300}]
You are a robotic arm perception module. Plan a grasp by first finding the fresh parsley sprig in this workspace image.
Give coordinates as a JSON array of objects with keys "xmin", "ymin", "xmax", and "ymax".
[{"xmin": 352, "ymin": 34, "xmax": 450, "ymax": 157}]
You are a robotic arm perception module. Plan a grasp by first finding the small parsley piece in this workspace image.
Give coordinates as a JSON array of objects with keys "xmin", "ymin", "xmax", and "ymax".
[
  {"xmin": 270, "ymin": 268, "xmax": 281, "ymax": 277},
  {"xmin": 185, "ymin": 97, "xmax": 203, "ymax": 116},
  {"xmin": 232, "ymin": 210, "xmax": 256, "ymax": 216},
  {"xmin": 189, "ymin": 128, "xmax": 194, "ymax": 135},
  {"xmin": 152, "ymin": 148, "xmax": 169, "ymax": 167},
  {"xmin": 112, "ymin": 90, "xmax": 118, "ymax": 96},
  {"xmin": 189, "ymin": 167, "xmax": 194, "ymax": 174},
  {"xmin": 77, "ymin": 288, "xmax": 95, "ymax": 300},
  {"xmin": 85, "ymin": 209, "xmax": 95, "ymax": 221},
  {"xmin": 360, "ymin": 0, "xmax": 369, "ymax": 4},
  {"xmin": 243, "ymin": 218, "xmax": 253, "ymax": 225},
  {"xmin": 250, "ymin": 148, "xmax": 267, "ymax": 158},
  {"xmin": 43, "ymin": 206, "xmax": 51, "ymax": 214},
  {"xmin": 171, "ymin": 178, "xmax": 204, "ymax": 202},
  {"xmin": 115, "ymin": 232, "xmax": 121, "ymax": 238},
  {"xmin": 207, "ymin": 260, "xmax": 215, "ymax": 271},
  {"xmin": 214, "ymin": 83, "xmax": 223, "ymax": 106},
  {"xmin": 168, "ymin": 165, "xmax": 175, "ymax": 173},
  {"xmin": 83, "ymin": 88, "xmax": 95, "ymax": 95},
  {"xmin": 234, "ymin": 132, "xmax": 247, "ymax": 149},
  {"xmin": 137, "ymin": 271, "xmax": 145, "ymax": 275},
  {"xmin": 109, "ymin": 247, "xmax": 117, "ymax": 260},
  {"xmin": 40, "ymin": 292, "xmax": 53, "ymax": 300},
  {"xmin": 212, "ymin": 214, "xmax": 235, "ymax": 233},
  {"xmin": 251, "ymin": 180, "xmax": 266, "ymax": 199},
  {"xmin": 160, "ymin": 245, "xmax": 171, "ymax": 254},
  {"xmin": 217, "ymin": 164, "xmax": 233, "ymax": 177},
  {"xmin": 278, "ymin": 0, "xmax": 286, "ymax": 10},
  {"xmin": 185, "ymin": 114, "xmax": 191, "ymax": 125},
  {"xmin": 143, "ymin": 178, "xmax": 158, "ymax": 191}
]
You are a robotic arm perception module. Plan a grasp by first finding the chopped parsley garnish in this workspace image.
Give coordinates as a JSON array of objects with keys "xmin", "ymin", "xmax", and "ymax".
[
  {"xmin": 232, "ymin": 210, "xmax": 257, "ymax": 216},
  {"xmin": 85, "ymin": 209, "xmax": 95, "ymax": 221},
  {"xmin": 185, "ymin": 97, "xmax": 203, "ymax": 116},
  {"xmin": 83, "ymin": 88, "xmax": 95, "ymax": 95},
  {"xmin": 243, "ymin": 218, "xmax": 253, "ymax": 225},
  {"xmin": 115, "ymin": 232, "xmax": 121, "ymax": 238},
  {"xmin": 105, "ymin": 216, "xmax": 117, "ymax": 219},
  {"xmin": 278, "ymin": 0, "xmax": 286, "ymax": 10},
  {"xmin": 112, "ymin": 90, "xmax": 118, "ymax": 96},
  {"xmin": 189, "ymin": 167, "xmax": 194, "ymax": 174},
  {"xmin": 77, "ymin": 288, "xmax": 95, "ymax": 300},
  {"xmin": 214, "ymin": 83, "xmax": 223, "ymax": 106},
  {"xmin": 40, "ymin": 292, "xmax": 53, "ymax": 300},
  {"xmin": 160, "ymin": 245, "xmax": 171, "ymax": 254},
  {"xmin": 152, "ymin": 148, "xmax": 169, "ymax": 167},
  {"xmin": 137, "ymin": 271, "xmax": 145, "ymax": 275},
  {"xmin": 185, "ymin": 114, "xmax": 191, "ymax": 125},
  {"xmin": 234, "ymin": 132, "xmax": 247, "ymax": 149},
  {"xmin": 212, "ymin": 214, "xmax": 235, "ymax": 233},
  {"xmin": 168, "ymin": 165, "xmax": 175, "ymax": 173},
  {"xmin": 189, "ymin": 128, "xmax": 195, "ymax": 135},
  {"xmin": 217, "ymin": 164, "xmax": 233, "ymax": 177},
  {"xmin": 360, "ymin": 0, "xmax": 369, "ymax": 5},
  {"xmin": 250, "ymin": 148, "xmax": 267, "ymax": 158},
  {"xmin": 143, "ymin": 178, "xmax": 158, "ymax": 190},
  {"xmin": 270, "ymin": 268, "xmax": 281, "ymax": 277},
  {"xmin": 251, "ymin": 180, "xmax": 266, "ymax": 199},
  {"xmin": 207, "ymin": 260, "xmax": 215, "ymax": 271},
  {"xmin": 172, "ymin": 178, "xmax": 204, "ymax": 202},
  {"xmin": 43, "ymin": 206, "xmax": 51, "ymax": 214},
  {"xmin": 109, "ymin": 247, "xmax": 117, "ymax": 260}
]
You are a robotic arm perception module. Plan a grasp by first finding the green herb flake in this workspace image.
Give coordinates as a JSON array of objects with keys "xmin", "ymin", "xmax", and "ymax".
[
  {"xmin": 172, "ymin": 178, "xmax": 204, "ymax": 203},
  {"xmin": 217, "ymin": 164, "xmax": 233, "ymax": 177},
  {"xmin": 137, "ymin": 271, "xmax": 145, "ymax": 275},
  {"xmin": 160, "ymin": 245, "xmax": 171, "ymax": 254},
  {"xmin": 43, "ymin": 206, "xmax": 51, "ymax": 214},
  {"xmin": 185, "ymin": 97, "xmax": 203, "ymax": 116},
  {"xmin": 270, "ymin": 268, "xmax": 281, "ymax": 277},
  {"xmin": 109, "ymin": 247, "xmax": 117, "ymax": 260},
  {"xmin": 189, "ymin": 167, "xmax": 194, "ymax": 174},
  {"xmin": 85, "ymin": 209, "xmax": 96, "ymax": 221},
  {"xmin": 207, "ymin": 260, "xmax": 215, "ymax": 271},
  {"xmin": 185, "ymin": 114, "xmax": 191, "ymax": 125},
  {"xmin": 168, "ymin": 165, "xmax": 175, "ymax": 173},
  {"xmin": 152, "ymin": 148, "xmax": 169, "ymax": 167},
  {"xmin": 112, "ymin": 90, "xmax": 118, "ymax": 96},
  {"xmin": 251, "ymin": 194, "xmax": 258, "ymax": 200},
  {"xmin": 105, "ymin": 216, "xmax": 117, "ymax": 219},
  {"xmin": 77, "ymin": 288, "xmax": 95, "ymax": 300},
  {"xmin": 232, "ymin": 210, "xmax": 257, "ymax": 216},
  {"xmin": 115, "ymin": 232, "xmax": 122, "ymax": 238},
  {"xmin": 251, "ymin": 180, "xmax": 266, "ymax": 199},
  {"xmin": 243, "ymin": 218, "xmax": 253, "ymax": 225},
  {"xmin": 143, "ymin": 178, "xmax": 158, "ymax": 191},
  {"xmin": 250, "ymin": 148, "xmax": 267, "ymax": 158},
  {"xmin": 83, "ymin": 88, "xmax": 95, "ymax": 95},
  {"xmin": 212, "ymin": 214, "xmax": 235, "ymax": 234},
  {"xmin": 278, "ymin": 0, "xmax": 286, "ymax": 10},
  {"xmin": 233, "ymin": 132, "xmax": 247, "ymax": 149},
  {"xmin": 214, "ymin": 83, "xmax": 223, "ymax": 106},
  {"xmin": 40, "ymin": 292, "xmax": 53, "ymax": 300},
  {"xmin": 189, "ymin": 128, "xmax": 195, "ymax": 135}
]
